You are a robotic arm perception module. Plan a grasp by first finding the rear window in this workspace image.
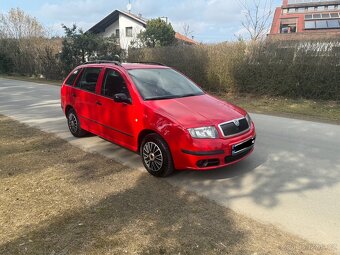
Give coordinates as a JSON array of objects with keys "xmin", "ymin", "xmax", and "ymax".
[
  {"xmin": 76, "ymin": 67, "xmax": 102, "ymax": 93},
  {"xmin": 65, "ymin": 69, "xmax": 81, "ymax": 86}
]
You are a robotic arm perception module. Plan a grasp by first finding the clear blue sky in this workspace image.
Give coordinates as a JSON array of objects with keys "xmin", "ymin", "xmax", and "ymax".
[{"xmin": 0, "ymin": 0, "xmax": 282, "ymax": 43}]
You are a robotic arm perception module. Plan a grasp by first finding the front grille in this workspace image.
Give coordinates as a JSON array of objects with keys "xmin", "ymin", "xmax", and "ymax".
[{"xmin": 219, "ymin": 118, "xmax": 249, "ymax": 137}]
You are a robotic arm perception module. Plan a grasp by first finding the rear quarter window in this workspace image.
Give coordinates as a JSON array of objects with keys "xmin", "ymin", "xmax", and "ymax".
[{"xmin": 65, "ymin": 69, "xmax": 81, "ymax": 86}]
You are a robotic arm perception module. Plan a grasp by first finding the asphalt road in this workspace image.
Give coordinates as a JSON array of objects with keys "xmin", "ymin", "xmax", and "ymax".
[{"xmin": 1, "ymin": 78, "xmax": 340, "ymax": 251}]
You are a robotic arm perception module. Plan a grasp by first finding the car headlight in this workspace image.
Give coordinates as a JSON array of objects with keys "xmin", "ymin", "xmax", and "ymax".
[
  {"xmin": 188, "ymin": 126, "xmax": 218, "ymax": 139},
  {"xmin": 246, "ymin": 113, "xmax": 252, "ymax": 125}
]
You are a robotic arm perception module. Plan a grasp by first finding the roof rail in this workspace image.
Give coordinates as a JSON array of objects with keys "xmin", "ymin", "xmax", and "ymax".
[
  {"xmin": 83, "ymin": 60, "xmax": 122, "ymax": 66},
  {"xmin": 132, "ymin": 61, "xmax": 166, "ymax": 66}
]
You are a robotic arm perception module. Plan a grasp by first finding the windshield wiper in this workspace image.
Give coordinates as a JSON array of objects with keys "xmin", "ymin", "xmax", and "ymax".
[
  {"xmin": 177, "ymin": 93, "xmax": 204, "ymax": 98},
  {"xmin": 145, "ymin": 93, "xmax": 205, "ymax": 101},
  {"xmin": 145, "ymin": 95, "xmax": 179, "ymax": 101}
]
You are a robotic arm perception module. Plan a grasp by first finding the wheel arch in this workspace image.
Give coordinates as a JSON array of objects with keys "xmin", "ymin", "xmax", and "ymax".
[
  {"xmin": 65, "ymin": 105, "xmax": 74, "ymax": 116},
  {"xmin": 138, "ymin": 129, "xmax": 165, "ymax": 153},
  {"xmin": 138, "ymin": 129, "xmax": 175, "ymax": 177}
]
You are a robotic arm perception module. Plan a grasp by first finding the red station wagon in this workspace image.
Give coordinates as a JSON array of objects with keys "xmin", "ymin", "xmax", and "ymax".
[{"xmin": 61, "ymin": 61, "xmax": 256, "ymax": 177}]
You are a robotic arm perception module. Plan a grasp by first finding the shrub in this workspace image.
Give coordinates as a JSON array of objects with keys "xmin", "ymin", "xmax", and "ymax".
[{"xmin": 128, "ymin": 40, "xmax": 340, "ymax": 100}]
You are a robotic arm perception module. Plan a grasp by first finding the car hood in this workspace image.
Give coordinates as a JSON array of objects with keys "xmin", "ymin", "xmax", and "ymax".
[{"xmin": 145, "ymin": 94, "xmax": 246, "ymax": 128}]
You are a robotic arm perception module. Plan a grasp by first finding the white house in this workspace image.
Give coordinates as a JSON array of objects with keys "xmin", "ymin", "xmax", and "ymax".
[
  {"xmin": 88, "ymin": 10, "xmax": 147, "ymax": 51},
  {"xmin": 88, "ymin": 9, "xmax": 198, "ymax": 51}
]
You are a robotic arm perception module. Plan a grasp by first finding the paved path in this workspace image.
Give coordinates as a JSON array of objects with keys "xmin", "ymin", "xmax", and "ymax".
[{"xmin": 1, "ymin": 78, "xmax": 340, "ymax": 251}]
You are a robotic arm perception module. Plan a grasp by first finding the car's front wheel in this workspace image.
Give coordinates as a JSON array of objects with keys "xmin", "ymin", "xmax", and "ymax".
[
  {"xmin": 67, "ymin": 108, "xmax": 87, "ymax": 137},
  {"xmin": 141, "ymin": 134, "xmax": 174, "ymax": 177}
]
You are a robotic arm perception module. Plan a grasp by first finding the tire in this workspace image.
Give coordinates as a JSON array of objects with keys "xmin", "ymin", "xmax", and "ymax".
[
  {"xmin": 140, "ymin": 134, "xmax": 174, "ymax": 177},
  {"xmin": 67, "ymin": 108, "xmax": 87, "ymax": 137}
]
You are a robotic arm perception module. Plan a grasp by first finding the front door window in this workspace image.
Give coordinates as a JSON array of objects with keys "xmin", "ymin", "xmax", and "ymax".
[{"xmin": 101, "ymin": 69, "xmax": 131, "ymax": 100}]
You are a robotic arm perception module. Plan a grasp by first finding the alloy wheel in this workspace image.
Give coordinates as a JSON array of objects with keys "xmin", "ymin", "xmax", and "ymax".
[
  {"xmin": 68, "ymin": 113, "xmax": 78, "ymax": 134},
  {"xmin": 142, "ymin": 142, "xmax": 164, "ymax": 172}
]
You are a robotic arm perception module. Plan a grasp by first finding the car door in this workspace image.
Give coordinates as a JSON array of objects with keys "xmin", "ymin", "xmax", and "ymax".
[
  {"xmin": 73, "ymin": 66, "xmax": 103, "ymax": 133},
  {"xmin": 96, "ymin": 68, "xmax": 135, "ymax": 150}
]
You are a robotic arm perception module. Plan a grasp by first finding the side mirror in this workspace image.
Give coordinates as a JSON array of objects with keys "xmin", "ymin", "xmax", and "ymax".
[{"xmin": 113, "ymin": 93, "xmax": 132, "ymax": 104}]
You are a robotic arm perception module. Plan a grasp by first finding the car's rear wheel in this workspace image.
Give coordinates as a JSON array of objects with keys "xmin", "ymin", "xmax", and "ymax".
[
  {"xmin": 141, "ymin": 134, "xmax": 174, "ymax": 177},
  {"xmin": 67, "ymin": 109, "xmax": 87, "ymax": 137}
]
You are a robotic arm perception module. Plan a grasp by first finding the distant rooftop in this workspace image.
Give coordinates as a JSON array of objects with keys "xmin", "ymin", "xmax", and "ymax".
[
  {"xmin": 88, "ymin": 10, "xmax": 147, "ymax": 34},
  {"xmin": 175, "ymin": 32, "xmax": 199, "ymax": 45},
  {"xmin": 88, "ymin": 9, "xmax": 199, "ymax": 45},
  {"xmin": 288, "ymin": 0, "xmax": 340, "ymax": 4}
]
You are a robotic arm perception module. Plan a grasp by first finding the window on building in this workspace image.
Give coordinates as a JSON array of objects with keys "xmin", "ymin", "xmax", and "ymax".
[
  {"xmin": 316, "ymin": 6, "xmax": 325, "ymax": 11},
  {"xmin": 327, "ymin": 19, "xmax": 340, "ymax": 28},
  {"xmin": 328, "ymin": 5, "xmax": 335, "ymax": 10},
  {"xmin": 280, "ymin": 26, "xmax": 289, "ymax": 33},
  {"xmin": 308, "ymin": 7, "xmax": 315, "ymax": 12},
  {"xmin": 280, "ymin": 19, "xmax": 297, "ymax": 33},
  {"xmin": 283, "ymin": 9, "xmax": 288, "ymax": 14},
  {"xmin": 126, "ymin": 27, "xmax": 133, "ymax": 37},
  {"xmin": 306, "ymin": 12, "xmax": 340, "ymax": 20},
  {"xmin": 305, "ymin": 19, "xmax": 340, "ymax": 29},
  {"xmin": 115, "ymin": 29, "xmax": 120, "ymax": 37},
  {"xmin": 315, "ymin": 20, "xmax": 328, "ymax": 28},
  {"xmin": 297, "ymin": 7, "xmax": 306, "ymax": 13},
  {"xmin": 289, "ymin": 8, "xmax": 296, "ymax": 13},
  {"xmin": 305, "ymin": 21, "xmax": 316, "ymax": 29}
]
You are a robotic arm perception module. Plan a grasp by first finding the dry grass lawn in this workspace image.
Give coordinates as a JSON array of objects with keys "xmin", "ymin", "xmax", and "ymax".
[
  {"xmin": 0, "ymin": 115, "xmax": 335, "ymax": 255},
  {"xmin": 219, "ymin": 93, "xmax": 340, "ymax": 125}
]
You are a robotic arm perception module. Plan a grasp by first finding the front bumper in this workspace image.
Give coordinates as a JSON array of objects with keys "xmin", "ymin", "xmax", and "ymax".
[{"xmin": 173, "ymin": 126, "xmax": 256, "ymax": 170}]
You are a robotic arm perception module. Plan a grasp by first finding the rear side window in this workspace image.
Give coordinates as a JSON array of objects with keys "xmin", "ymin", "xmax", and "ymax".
[
  {"xmin": 76, "ymin": 67, "xmax": 102, "ymax": 93},
  {"xmin": 65, "ymin": 69, "xmax": 81, "ymax": 86}
]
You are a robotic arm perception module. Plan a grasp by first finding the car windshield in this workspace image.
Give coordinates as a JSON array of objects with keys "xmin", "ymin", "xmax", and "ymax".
[{"xmin": 128, "ymin": 68, "xmax": 204, "ymax": 100}]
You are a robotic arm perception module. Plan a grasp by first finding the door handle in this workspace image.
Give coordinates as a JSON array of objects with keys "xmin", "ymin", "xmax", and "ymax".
[
  {"xmin": 72, "ymin": 93, "xmax": 77, "ymax": 98},
  {"xmin": 96, "ymin": 101, "xmax": 102, "ymax": 106}
]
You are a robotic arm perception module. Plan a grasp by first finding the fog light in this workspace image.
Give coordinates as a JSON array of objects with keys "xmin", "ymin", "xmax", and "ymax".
[{"xmin": 196, "ymin": 159, "xmax": 220, "ymax": 168}]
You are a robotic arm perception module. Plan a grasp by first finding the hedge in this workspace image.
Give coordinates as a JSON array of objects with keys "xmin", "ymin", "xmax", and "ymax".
[{"xmin": 128, "ymin": 40, "xmax": 340, "ymax": 100}]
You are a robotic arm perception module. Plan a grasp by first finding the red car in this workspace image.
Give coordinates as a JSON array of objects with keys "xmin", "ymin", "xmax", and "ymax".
[{"xmin": 61, "ymin": 61, "xmax": 256, "ymax": 177}]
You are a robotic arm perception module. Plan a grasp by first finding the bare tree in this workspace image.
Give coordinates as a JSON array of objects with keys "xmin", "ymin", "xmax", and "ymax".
[
  {"xmin": 0, "ymin": 8, "xmax": 45, "ymax": 39},
  {"xmin": 0, "ymin": 8, "xmax": 63, "ymax": 77},
  {"xmin": 239, "ymin": 0, "xmax": 273, "ymax": 41},
  {"xmin": 182, "ymin": 23, "xmax": 193, "ymax": 37}
]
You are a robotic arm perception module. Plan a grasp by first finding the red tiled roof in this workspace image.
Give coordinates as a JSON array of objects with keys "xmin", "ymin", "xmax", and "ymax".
[{"xmin": 175, "ymin": 32, "xmax": 199, "ymax": 45}]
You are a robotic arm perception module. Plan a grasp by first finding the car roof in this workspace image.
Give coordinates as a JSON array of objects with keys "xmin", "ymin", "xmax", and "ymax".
[
  {"xmin": 77, "ymin": 62, "xmax": 169, "ymax": 70},
  {"xmin": 122, "ymin": 63, "xmax": 169, "ymax": 70}
]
